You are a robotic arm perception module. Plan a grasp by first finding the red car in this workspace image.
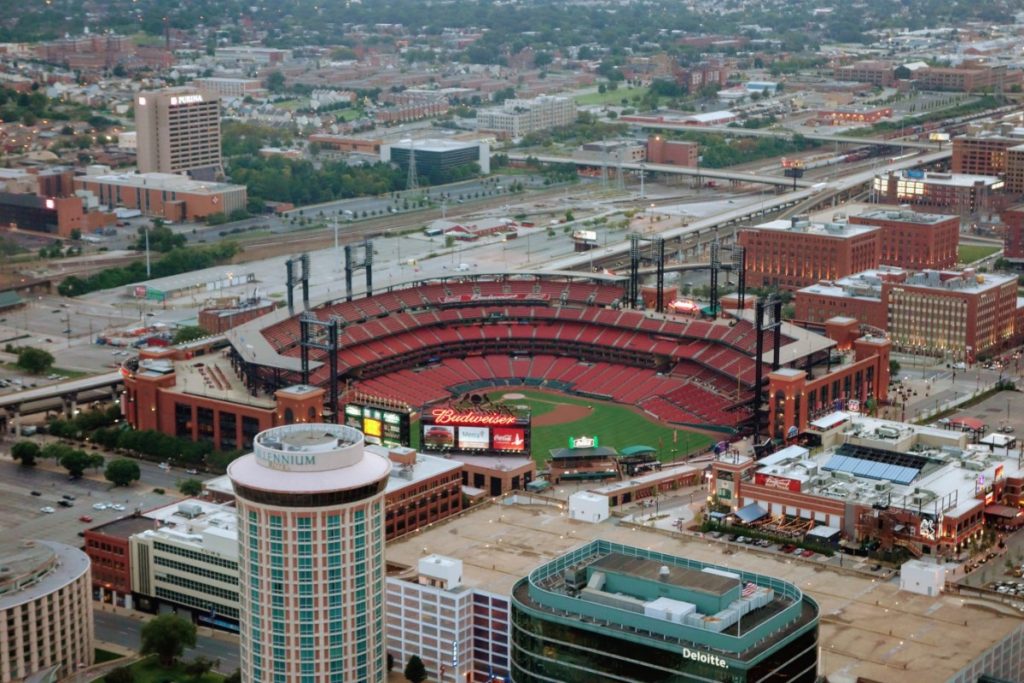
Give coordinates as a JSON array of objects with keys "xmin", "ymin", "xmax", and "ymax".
[
  {"xmin": 801, "ymin": 549, "xmax": 816, "ymax": 558},
  {"xmin": 779, "ymin": 544, "xmax": 795, "ymax": 554},
  {"xmin": 79, "ymin": 515, "xmax": 93, "ymax": 523}
]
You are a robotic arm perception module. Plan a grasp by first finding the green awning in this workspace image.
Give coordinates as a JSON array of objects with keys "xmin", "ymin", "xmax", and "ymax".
[
  {"xmin": 0, "ymin": 290, "xmax": 23, "ymax": 309},
  {"xmin": 619, "ymin": 445, "xmax": 657, "ymax": 456}
]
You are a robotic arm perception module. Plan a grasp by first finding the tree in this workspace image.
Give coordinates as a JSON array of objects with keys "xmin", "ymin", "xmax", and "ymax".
[
  {"xmin": 223, "ymin": 671, "xmax": 241, "ymax": 683},
  {"xmin": 404, "ymin": 655, "xmax": 428, "ymax": 683},
  {"xmin": 172, "ymin": 325, "xmax": 210, "ymax": 344},
  {"xmin": 104, "ymin": 665, "xmax": 134, "ymax": 683},
  {"xmin": 183, "ymin": 656, "xmax": 214, "ymax": 680},
  {"xmin": 70, "ymin": 228, "xmax": 82, "ymax": 241},
  {"xmin": 894, "ymin": 65, "xmax": 912, "ymax": 80},
  {"xmin": 11, "ymin": 441, "xmax": 40, "ymax": 467},
  {"xmin": 141, "ymin": 614, "xmax": 197, "ymax": 667},
  {"xmin": 61, "ymin": 449, "xmax": 92, "ymax": 479},
  {"xmin": 15, "ymin": 347, "xmax": 54, "ymax": 374},
  {"xmin": 387, "ymin": 653, "xmax": 395, "ymax": 672},
  {"xmin": 105, "ymin": 458, "xmax": 141, "ymax": 487},
  {"xmin": 264, "ymin": 71, "xmax": 286, "ymax": 93},
  {"xmin": 89, "ymin": 453, "xmax": 106, "ymax": 472},
  {"xmin": 179, "ymin": 478, "xmax": 203, "ymax": 496}
]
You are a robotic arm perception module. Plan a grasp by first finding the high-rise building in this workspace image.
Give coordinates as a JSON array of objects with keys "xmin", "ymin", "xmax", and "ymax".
[
  {"xmin": 134, "ymin": 87, "xmax": 223, "ymax": 180},
  {"xmin": 510, "ymin": 539, "xmax": 819, "ymax": 682},
  {"xmin": 229, "ymin": 424, "xmax": 392, "ymax": 683},
  {"xmin": 0, "ymin": 540, "xmax": 94, "ymax": 683}
]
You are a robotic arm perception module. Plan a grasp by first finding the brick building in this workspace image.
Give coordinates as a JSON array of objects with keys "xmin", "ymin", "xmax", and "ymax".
[
  {"xmin": 645, "ymin": 135, "xmax": 698, "ymax": 166},
  {"xmin": 121, "ymin": 352, "xmax": 324, "ymax": 454},
  {"xmin": 816, "ymin": 106, "xmax": 892, "ymax": 125},
  {"xmin": 1001, "ymin": 203, "xmax": 1024, "ymax": 259},
  {"xmin": 737, "ymin": 217, "xmax": 881, "ymax": 290},
  {"xmin": 915, "ymin": 63, "xmax": 1021, "ymax": 93},
  {"xmin": 795, "ymin": 268, "xmax": 1020, "ymax": 362},
  {"xmin": 952, "ymin": 134, "xmax": 1019, "ymax": 176},
  {"xmin": 872, "ymin": 170, "xmax": 1005, "ymax": 217},
  {"xmin": 83, "ymin": 515, "xmax": 157, "ymax": 608},
  {"xmin": 849, "ymin": 208, "xmax": 959, "ymax": 270},
  {"xmin": 832, "ymin": 60, "xmax": 895, "ymax": 87},
  {"xmin": 197, "ymin": 298, "xmax": 277, "ymax": 334},
  {"xmin": 75, "ymin": 171, "xmax": 247, "ymax": 222}
]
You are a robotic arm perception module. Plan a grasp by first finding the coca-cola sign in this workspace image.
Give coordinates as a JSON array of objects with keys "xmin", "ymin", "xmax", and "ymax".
[{"xmin": 754, "ymin": 473, "xmax": 801, "ymax": 492}]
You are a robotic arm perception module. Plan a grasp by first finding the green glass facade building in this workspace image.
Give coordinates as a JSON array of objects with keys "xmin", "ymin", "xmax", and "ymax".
[{"xmin": 510, "ymin": 540, "xmax": 819, "ymax": 683}]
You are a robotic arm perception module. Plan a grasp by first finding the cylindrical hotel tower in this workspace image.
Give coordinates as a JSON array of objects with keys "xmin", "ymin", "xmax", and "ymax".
[{"xmin": 229, "ymin": 424, "xmax": 391, "ymax": 683}]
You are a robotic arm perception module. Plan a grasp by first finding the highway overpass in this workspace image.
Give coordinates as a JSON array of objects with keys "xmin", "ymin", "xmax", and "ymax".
[
  {"xmin": 535, "ymin": 148, "xmax": 952, "ymax": 273},
  {"xmin": 621, "ymin": 121, "xmax": 942, "ymax": 150},
  {"xmin": 0, "ymin": 371, "xmax": 124, "ymax": 434},
  {"xmin": 506, "ymin": 152, "xmax": 814, "ymax": 188}
]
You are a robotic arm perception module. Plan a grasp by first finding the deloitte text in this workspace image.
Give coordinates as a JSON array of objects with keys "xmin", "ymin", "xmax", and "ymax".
[{"xmin": 682, "ymin": 647, "xmax": 728, "ymax": 668}]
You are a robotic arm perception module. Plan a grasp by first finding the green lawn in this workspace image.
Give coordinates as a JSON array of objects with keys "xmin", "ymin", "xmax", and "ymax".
[
  {"xmin": 574, "ymin": 86, "xmax": 649, "ymax": 106},
  {"xmin": 409, "ymin": 390, "xmax": 713, "ymax": 466},
  {"xmin": 109, "ymin": 656, "xmax": 224, "ymax": 683},
  {"xmin": 489, "ymin": 390, "xmax": 713, "ymax": 466},
  {"xmin": 958, "ymin": 244, "xmax": 1001, "ymax": 264},
  {"xmin": 93, "ymin": 648, "xmax": 124, "ymax": 663}
]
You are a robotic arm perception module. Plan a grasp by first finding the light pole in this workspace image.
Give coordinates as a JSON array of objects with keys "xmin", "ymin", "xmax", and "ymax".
[{"xmin": 144, "ymin": 223, "xmax": 151, "ymax": 278}]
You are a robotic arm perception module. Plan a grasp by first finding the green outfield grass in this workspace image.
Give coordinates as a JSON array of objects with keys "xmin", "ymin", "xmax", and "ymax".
[
  {"xmin": 489, "ymin": 390, "xmax": 714, "ymax": 466},
  {"xmin": 958, "ymin": 244, "xmax": 1000, "ymax": 264}
]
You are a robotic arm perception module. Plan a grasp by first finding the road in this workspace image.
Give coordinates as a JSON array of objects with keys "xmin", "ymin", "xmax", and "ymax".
[{"xmin": 94, "ymin": 610, "xmax": 240, "ymax": 672}]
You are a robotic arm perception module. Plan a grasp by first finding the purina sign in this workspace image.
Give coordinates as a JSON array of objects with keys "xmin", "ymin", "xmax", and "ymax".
[{"xmin": 568, "ymin": 435, "xmax": 598, "ymax": 449}]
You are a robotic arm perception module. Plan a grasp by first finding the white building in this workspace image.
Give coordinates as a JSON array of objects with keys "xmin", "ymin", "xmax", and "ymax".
[
  {"xmin": 130, "ymin": 500, "xmax": 241, "ymax": 630},
  {"xmin": 568, "ymin": 491, "xmax": 610, "ymax": 523},
  {"xmin": 476, "ymin": 95, "xmax": 577, "ymax": 138},
  {"xmin": 386, "ymin": 556, "xmax": 474, "ymax": 682}
]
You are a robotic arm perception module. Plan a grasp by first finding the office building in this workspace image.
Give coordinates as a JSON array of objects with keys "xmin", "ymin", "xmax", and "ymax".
[
  {"xmin": 193, "ymin": 77, "xmax": 266, "ymax": 99},
  {"xmin": 130, "ymin": 501, "xmax": 241, "ymax": 631},
  {"xmin": 75, "ymin": 171, "xmax": 246, "ymax": 221},
  {"xmin": 872, "ymin": 170, "xmax": 1005, "ymax": 216},
  {"xmin": 952, "ymin": 134, "xmax": 1020, "ymax": 176},
  {"xmin": 1001, "ymin": 203, "xmax": 1024, "ymax": 259},
  {"xmin": 915, "ymin": 62, "xmax": 1021, "ymax": 93},
  {"xmin": 84, "ymin": 515, "xmax": 157, "ymax": 608},
  {"xmin": 645, "ymin": 135, "xmax": 698, "ymax": 166},
  {"xmin": 737, "ymin": 217, "xmax": 881, "ymax": 290},
  {"xmin": 510, "ymin": 539, "xmax": 819, "ymax": 682},
  {"xmin": 476, "ymin": 95, "xmax": 576, "ymax": 138},
  {"xmin": 229, "ymin": 423, "xmax": 391, "ymax": 683},
  {"xmin": 134, "ymin": 87, "xmax": 223, "ymax": 180},
  {"xmin": 386, "ymin": 556, "xmax": 475, "ymax": 682},
  {"xmin": 795, "ymin": 267, "xmax": 1018, "ymax": 361},
  {"xmin": 849, "ymin": 208, "xmax": 959, "ymax": 270},
  {"xmin": 0, "ymin": 541, "xmax": 93, "ymax": 683},
  {"xmin": 381, "ymin": 138, "xmax": 490, "ymax": 179},
  {"xmin": 710, "ymin": 415, "xmax": 1024, "ymax": 558},
  {"xmin": 833, "ymin": 60, "xmax": 895, "ymax": 87}
]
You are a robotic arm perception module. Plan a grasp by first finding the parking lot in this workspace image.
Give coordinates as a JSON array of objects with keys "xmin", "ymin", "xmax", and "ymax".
[{"xmin": 0, "ymin": 451, "xmax": 198, "ymax": 548}]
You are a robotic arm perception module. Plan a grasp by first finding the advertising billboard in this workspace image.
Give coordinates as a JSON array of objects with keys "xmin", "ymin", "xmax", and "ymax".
[
  {"xmin": 423, "ymin": 425, "xmax": 456, "ymax": 449},
  {"xmin": 458, "ymin": 426, "xmax": 490, "ymax": 450},
  {"xmin": 492, "ymin": 428, "xmax": 526, "ymax": 452},
  {"xmin": 420, "ymin": 403, "xmax": 531, "ymax": 455},
  {"xmin": 344, "ymin": 402, "xmax": 412, "ymax": 447},
  {"xmin": 754, "ymin": 472, "xmax": 802, "ymax": 492}
]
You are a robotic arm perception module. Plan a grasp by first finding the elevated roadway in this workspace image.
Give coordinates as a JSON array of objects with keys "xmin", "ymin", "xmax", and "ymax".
[
  {"xmin": 535, "ymin": 149, "xmax": 951, "ymax": 273},
  {"xmin": 506, "ymin": 152, "xmax": 814, "ymax": 188},
  {"xmin": 621, "ymin": 121, "xmax": 941, "ymax": 150},
  {"xmin": 0, "ymin": 371, "xmax": 124, "ymax": 433}
]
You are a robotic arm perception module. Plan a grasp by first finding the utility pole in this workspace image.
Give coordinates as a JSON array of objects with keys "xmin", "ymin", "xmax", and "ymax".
[{"xmin": 145, "ymin": 224, "xmax": 151, "ymax": 278}]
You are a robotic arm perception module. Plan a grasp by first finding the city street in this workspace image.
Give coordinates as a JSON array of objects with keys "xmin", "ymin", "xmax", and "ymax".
[{"xmin": 94, "ymin": 609, "xmax": 240, "ymax": 673}]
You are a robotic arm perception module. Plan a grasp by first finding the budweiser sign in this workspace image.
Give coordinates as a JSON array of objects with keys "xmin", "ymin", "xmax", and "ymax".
[
  {"xmin": 430, "ymin": 408, "xmax": 517, "ymax": 426},
  {"xmin": 754, "ymin": 473, "xmax": 801, "ymax": 492}
]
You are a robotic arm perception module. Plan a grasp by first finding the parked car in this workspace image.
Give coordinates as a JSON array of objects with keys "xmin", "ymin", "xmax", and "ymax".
[
  {"xmin": 39, "ymin": 506, "xmax": 55, "ymax": 513},
  {"xmin": 780, "ymin": 544, "xmax": 795, "ymax": 553},
  {"xmin": 62, "ymin": 494, "xmax": 76, "ymax": 501},
  {"xmin": 801, "ymin": 549, "xmax": 816, "ymax": 558},
  {"xmin": 30, "ymin": 490, "xmax": 42, "ymax": 496},
  {"xmin": 92, "ymin": 503, "xmax": 108, "ymax": 510},
  {"xmin": 79, "ymin": 515, "xmax": 93, "ymax": 523},
  {"xmin": 58, "ymin": 500, "xmax": 73, "ymax": 508}
]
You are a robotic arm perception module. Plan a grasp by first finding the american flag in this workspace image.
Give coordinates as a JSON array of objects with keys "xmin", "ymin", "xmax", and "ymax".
[{"xmin": 741, "ymin": 582, "xmax": 757, "ymax": 598}]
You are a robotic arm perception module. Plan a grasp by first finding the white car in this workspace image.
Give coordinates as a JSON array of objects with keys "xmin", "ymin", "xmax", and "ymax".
[
  {"xmin": 111, "ymin": 504, "xmax": 126, "ymax": 511},
  {"xmin": 40, "ymin": 506, "xmax": 55, "ymax": 513},
  {"xmin": 92, "ymin": 503, "xmax": 108, "ymax": 510}
]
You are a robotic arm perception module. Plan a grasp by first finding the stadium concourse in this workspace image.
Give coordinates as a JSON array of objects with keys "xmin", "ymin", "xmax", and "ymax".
[{"xmin": 226, "ymin": 272, "xmax": 828, "ymax": 433}]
